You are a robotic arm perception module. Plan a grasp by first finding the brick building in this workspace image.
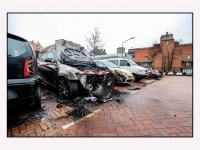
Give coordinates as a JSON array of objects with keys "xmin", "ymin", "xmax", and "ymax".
[{"xmin": 128, "ymin": 32, "xmax": 193, "ymax": 73}]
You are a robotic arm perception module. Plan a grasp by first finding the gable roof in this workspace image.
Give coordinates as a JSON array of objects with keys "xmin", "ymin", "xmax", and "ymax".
[
  {"xmin": 29, "ymin": 41, "xmax": 38, "ymax": 52},
  {"xmin": 42, "ymin": 44, "xmax": 54, "ymax": 52}
]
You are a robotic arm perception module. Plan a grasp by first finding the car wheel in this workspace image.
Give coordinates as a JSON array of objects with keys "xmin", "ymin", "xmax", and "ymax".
[
  {"xmin": 58, "ymin": 76, "xmax": 78, "ymax": 100},
  {"xmin": 32, "ymin": 85, "xmax": 41, "ymax": 110},
  {"xmin": 132, "ymin": 74, "xmax": 137, "ymax": 82}
]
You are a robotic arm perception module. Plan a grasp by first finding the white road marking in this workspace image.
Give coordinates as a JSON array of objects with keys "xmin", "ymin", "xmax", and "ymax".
[
  {"xmin": 130, "ymin": 90, "xmax": 139, "ymax": 95},
  {"xmin": 62, "ymin": 122, "xmax": 76, "ymax": 130},
  {"xmin": 61, "ymin": 108, "xmax": 103, "ymax": 130}
]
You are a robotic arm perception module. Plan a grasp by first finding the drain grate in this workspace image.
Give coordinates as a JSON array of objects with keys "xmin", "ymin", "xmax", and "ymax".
[{"xmin": 68, "ymin": 108, "xmax": 91, "ymax": 121}]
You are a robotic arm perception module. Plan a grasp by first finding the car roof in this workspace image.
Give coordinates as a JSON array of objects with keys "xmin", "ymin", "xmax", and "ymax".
[
  {"xmin": 8, "ymin": 33, "xmax": 28, "ymax": 42},
  {"xmin": 105, "ymin": 58, "xmax": 128, "ymax": 60},
  {"xmin": 94, "ymin": 60, "xmax": 108, "ymax": 62}
]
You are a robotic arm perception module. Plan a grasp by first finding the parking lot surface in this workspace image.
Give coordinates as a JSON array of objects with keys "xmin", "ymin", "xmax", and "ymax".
[{"xmin": 7, "ymin": 76, "xmax": 192, "ymax": 137}]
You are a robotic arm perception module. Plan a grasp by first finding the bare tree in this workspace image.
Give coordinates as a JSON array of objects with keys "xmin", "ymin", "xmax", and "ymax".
[
  {"xmin": 169, "ymin": 39, "xmax": 183, "ymax": 71},
  {"xmin": 85, "ymin": 27, "xmax": 104, "ymax": 59},
  {"xmin": 163, "ymin": 39, "xmax": 183, "ymax": 71},
  {"xmin": 146, "ymin": 40, "xmax": 162, "ymax": 67}
]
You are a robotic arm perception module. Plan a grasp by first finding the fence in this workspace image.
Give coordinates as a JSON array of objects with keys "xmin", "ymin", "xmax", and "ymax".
[{"xmin": 143, "ymin": 67, "xmax": 192, "ymax": 72}]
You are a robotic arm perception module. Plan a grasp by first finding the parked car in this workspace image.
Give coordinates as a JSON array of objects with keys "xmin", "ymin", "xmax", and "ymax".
[
  {"xmin": 153, "ymin": 70, "xmax": 162, "ymax": 78},
  {"xmin": 94, "ymin": 60, "xmax": 134, "ymax": 83},
  {"xmin": 146, "ymin": 68, "xmax": 161, "ymax": 79},
  {"xmin": 8, "ymin": 33, "xmax": 41, "ymax": 110},
  {"xmin": 168, "ymin": 71, "xmax": 174, "ymax": 75},
  {"xmin": 174, "ymin": 70, "xmax": 182, "ymax": 76},
  {"xmin": 146, "ymin": 68, "xmax": 153, "ymax": 78},
  {"xmin": 185, "ymin": 72, "xmax": 192, "ymax": 76},
  {"xmin": 37, "ymin": 39, "xmax": 115, "ymax": 99},
  {"xmin": 105, "ymin": 58, "xmax": 148, "ymax": 82}
]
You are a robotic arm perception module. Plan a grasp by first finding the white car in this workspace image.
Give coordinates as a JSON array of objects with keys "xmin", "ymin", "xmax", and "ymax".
[
  {"xmin": 168, "ymin": 71, "xmax": 174, "ymax": 75},
  {"xmin": 94, "ymin": 60, "xmax": 134, "ymax": 83},
  {"xmin": 175, "ymin": 71, "xmax": 183, "ymax": 76},
  {"xmin": 104, "ymin": 58, "xmax": 148, "ymax": 82}
]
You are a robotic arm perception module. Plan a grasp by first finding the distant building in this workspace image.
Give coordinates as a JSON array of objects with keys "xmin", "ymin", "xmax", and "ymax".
[
  {"xmin": 40, "ymin": 44, "xmax": 55, "ymax": 56},
  {"xmin": 128, "ymin": 32, "xmax": 193, "ymax": 73},
  {"xmin": 29, "ymin": 41, "xmax": 39, "ymax": 58},
  {"xmin": 91, "ymin": 47, "xmax": 133, "ymax": 61},
  {"xmin": 89, "ymin": 49, "xmax": 107, "ymax": 57},
  {"xmin": 117, "ymin": 47, "xmax": 125, "ymax": 54}
]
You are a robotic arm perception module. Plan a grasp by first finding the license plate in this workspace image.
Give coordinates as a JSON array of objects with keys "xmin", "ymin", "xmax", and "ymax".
[{"xmin": 129, "ymin": 77, "xmax": 133, "ymax": 80}]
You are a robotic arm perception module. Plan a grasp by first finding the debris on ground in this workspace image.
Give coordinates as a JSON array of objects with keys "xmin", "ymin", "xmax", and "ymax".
[{"xmin": 56, "ymin": 104, "xmax": 62, "ymax": 108}]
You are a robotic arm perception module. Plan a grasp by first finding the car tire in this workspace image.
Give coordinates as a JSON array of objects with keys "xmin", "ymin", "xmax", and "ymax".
[
  {"xmin": 31, "ymin": 85, "xmax": 41, "ymax": 110},
  {"xmin": 58, "ymin": 76, "xmax": 78, "ymax": 100},
  {"xmin": 132, "ymin": 74, "xmax": 137, "ymax": 82}
]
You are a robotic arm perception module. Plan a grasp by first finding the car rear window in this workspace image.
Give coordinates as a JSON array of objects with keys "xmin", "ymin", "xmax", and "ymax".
[{"xmin": 8, "ymin": 38, "xmax": 30, "ymax": 57}]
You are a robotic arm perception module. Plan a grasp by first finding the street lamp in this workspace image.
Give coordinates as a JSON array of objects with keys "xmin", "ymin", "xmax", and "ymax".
[{"xmin": 122, "ymin": 37, "xmax": 135, "ymax": 58}]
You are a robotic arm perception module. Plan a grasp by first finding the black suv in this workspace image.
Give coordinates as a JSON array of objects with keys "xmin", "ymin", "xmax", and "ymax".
[{"xmin": 7, "ymin": 33, "xmax": 41, "ymax": 110}]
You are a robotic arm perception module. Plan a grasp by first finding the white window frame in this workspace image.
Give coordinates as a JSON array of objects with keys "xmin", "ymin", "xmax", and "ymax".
[{"xmin": 188, "ymin": 54, "xmax": 191, "ymax": 60}]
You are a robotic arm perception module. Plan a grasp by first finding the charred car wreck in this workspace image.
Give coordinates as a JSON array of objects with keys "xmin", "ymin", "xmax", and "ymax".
[{"xmin": 38, "ymin": 39, "xmax": 116, "ymax": 101}]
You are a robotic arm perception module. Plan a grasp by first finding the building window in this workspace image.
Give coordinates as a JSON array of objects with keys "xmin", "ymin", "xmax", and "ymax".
[
  {"xmin": 143, "ymin": 62, "xmax": 154, "ymax": 66},
  {"xmin": 167, "ymin": 41, "xmax": 169, "ymax": 45},
  {"xmin": 180, "ymin": 48, "xmax": 182, "ymax": 52},
  {"xmin": 136, "ymin": 62, "xmax": 142, "ymax": 66},
  {"xmin": 177, "ymin": 49, "xmax": 179, "ymax": 51},
  {"xmin": 145, "ymin": 56, "xmax": 147, "ymax": 61},
  {"xmin": 182, "ymin": 61, "xmax": 192, "ymax": 67},
  {"xmin": 188, "ymin": 54, "xmax": 191, "ymax": 60}
]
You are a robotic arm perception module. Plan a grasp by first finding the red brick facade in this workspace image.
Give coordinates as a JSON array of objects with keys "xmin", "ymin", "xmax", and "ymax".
[{"xmin": 128, "ymin": 32, "xmax": 193, "ymax": 72}]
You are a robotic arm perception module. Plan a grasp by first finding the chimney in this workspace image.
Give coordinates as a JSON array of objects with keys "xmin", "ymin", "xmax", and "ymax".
[{"xmin": 166, "ymin": 32, "xmax": 168, "ymax": 35}]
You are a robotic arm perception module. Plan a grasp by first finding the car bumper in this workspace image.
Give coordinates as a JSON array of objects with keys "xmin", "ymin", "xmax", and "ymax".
[
  {"xmin": 7, "ymin": 77, "xmax": 38, "ymax": 108},
  {"xmin": 136, "ymin": 74, "xmax": 148, "ymax": 80}
]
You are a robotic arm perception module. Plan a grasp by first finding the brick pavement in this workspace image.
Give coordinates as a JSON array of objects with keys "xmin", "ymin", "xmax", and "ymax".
[{"xmin": 7, "ymin": 76, "xmax": 192, "ymax": 137}]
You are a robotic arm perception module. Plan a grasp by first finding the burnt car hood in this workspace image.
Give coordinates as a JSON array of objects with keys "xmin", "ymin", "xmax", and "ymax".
[{"xmin": 55, "ymin": 39, "xmax": 107, "ymax": 72}]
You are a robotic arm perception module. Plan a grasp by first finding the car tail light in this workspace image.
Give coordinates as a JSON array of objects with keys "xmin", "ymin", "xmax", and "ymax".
[
  {"xmin": 148, "ymin": 71, "xmax": 151, "ymax": 73},
  {"xmin": 24, "ymin": 55, "xmax": 35, "ymax": 77}
]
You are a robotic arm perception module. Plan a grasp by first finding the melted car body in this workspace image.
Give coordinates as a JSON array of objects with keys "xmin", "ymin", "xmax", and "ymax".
[{"xmin": 37, "ymin": 39, "xmax": 116, "ymax": 100}]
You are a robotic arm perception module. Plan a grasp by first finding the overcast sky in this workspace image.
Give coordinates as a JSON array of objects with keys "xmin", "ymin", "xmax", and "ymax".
[{"xmin": 8, "ymin": 13, "xmax": 192, "ymax": 54}]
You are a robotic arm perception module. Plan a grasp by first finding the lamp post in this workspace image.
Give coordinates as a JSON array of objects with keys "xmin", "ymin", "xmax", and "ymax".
[{"xmin": 122, "ymin": 37, "xmax": 135, "ymax": 58}]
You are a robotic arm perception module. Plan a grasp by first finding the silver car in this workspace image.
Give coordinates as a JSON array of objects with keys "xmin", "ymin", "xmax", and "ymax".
[{"xmin": 95, "ymin": 60, "xmax": 134, "ymax": 83}]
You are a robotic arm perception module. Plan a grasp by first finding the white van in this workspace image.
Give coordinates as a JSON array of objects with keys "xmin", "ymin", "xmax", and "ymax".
[{"xmin": 105, "ymin": 58, "xmax": 148, "ymax": 82}]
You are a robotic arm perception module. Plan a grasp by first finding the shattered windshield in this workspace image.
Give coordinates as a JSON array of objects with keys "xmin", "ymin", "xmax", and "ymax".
[
  {"xmin": 104, "ymin": 61, "xmax": 120, "ymax": 68},
  {"xmin": 127, "ymin": 60, "xmax": 138, "ymax": 66}
]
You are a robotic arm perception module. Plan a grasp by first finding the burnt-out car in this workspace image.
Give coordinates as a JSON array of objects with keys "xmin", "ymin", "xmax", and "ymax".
[
  {"xmin": 37, "ymin": 39, "xmax": 115, "ymax": 100},
  {"xmin": 8, "ymin": 33, "xmax": 41, "ymax": 110}
]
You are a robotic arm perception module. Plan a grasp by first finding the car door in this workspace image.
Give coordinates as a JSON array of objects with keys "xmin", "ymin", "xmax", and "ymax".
[
  {"xmin": 37, "ymin": 53, "xmax": 47, "ymax": 78},
  {"xmin": 42, "ymin": 52, "xmax": 58, "ymax": 86},
  {"xmin": 119, "ymin": 60, "xmax": 131, "ymax": 71}
]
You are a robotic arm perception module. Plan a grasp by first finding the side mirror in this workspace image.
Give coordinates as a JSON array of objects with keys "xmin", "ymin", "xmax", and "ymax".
[
  {"xmin": 44, "ymin": 58, "xmax": 53, "ymax": 62},
  {"xmin": 127, "ymin": 63, "xmax": 130, "ymax": 66}
]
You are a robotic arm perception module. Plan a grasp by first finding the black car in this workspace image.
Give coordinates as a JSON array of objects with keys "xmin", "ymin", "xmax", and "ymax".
[
  {"xmin": 146, "ymin": 68, "xmax": 153, "ymax": 77},
  {"xmin": 8, "ymin": 33, "xmax": 41, "ymax": 110},
  {"xmin": 37, "ymin": 39, "xmax": 115, "ymax": 100},
  {"xmin": 146, "ymin": 68, "xmax": 161, "ymax": 79}
]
